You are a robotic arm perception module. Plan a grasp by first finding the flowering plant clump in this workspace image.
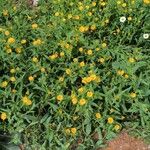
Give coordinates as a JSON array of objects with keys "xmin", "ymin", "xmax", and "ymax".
[{"xmin": 0, "ymin": 0, "xmax": 150, "ymax": 149}]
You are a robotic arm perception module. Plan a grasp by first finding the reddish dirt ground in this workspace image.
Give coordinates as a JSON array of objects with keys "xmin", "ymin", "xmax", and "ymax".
[{"xmin": 101, "ymin": 131, "xmax": 150, "ymax": 150}]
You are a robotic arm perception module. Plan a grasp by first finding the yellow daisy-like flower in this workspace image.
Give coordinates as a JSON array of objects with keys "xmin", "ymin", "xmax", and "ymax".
[
  {"xmin": 33, "ymin": 39, "xmax": 42, "ymax": 46},
  {"xmin": 56, "ymin": 95, "xmax": 63, "ymax": 101},
  {"xmin": 79, "ymin": 61, "xmax": 85, "ymax": 67},
  {"xmin": 65, "ymin": 128, "xmax": 70, "ymax": 134},
  {"xmin": 66, "ymin": 69, "xmax": 71, "ymax": 75},
  {"xmin": 32, "ymin": 57, "xmax": 38, "ymax": 63},
  {"xmin": 71, "ymin": 128, "xmax": 77, "ymax": 135},
  {"xmin": 28, "ymin": 76, "xmax": 34, "ymax": 81},
  {"xmin": 130, "ymin": 92, "xmax": 137, "ymax": 98},
  {"xmin": 21, "ymin": 39, "xmax": 27, "ymax": 44},
  {"xmin": 95, "ymin": 113, "xmax": 101, "ymax": 119},
  {"xmin": 32, "ymin": 23, "xmax": 38, "ymax": 29},
  {"xmin": 107, "ymin": 117, "xmax": 114, "ymax": 124},
  {"xmin": 7, "ymin": 37, "xmax": 15, "ymax": 44},
  {"xmin": 124, "ymin": 74, "xmax": 129, "ymax": 79},
  {"xmin": 87, "ymin": 49, "xmax": 93, "ymax": 55},
  {"xmin": 22, "ymin": 96, "xmax": 32, "ymax": 106},
  {"xmin": 143, "ymin": 0, "xmax": 150, "ymax": 4},
  {"xmin": 102, "ymin": 43, "xmax": 107, "ymax": 48},
  {"xmin": 114, "ymin": 124, "xmax": 120, "ymax": 131},
  {"xmin": 117, "ymin": 70, "xmax": 125, "ymax": 76},
  {"xmin": 79, "ymin": 98, "xmax": 86, "ymax": 106},
  {"xmin": 40, "ymin": 67, "xmax": 46, "ymax": 72},
  {"xmin": 87, "ymin": 91, "xmax": 94, "ymax": 97},
  {"xmin": 71, "ymin": 97, "xmax": 78, "ymax": 105},
  {"xmin": 60, "ymin": 52, "xmax": 65, "ymax": 57},
  {"xmin": 78, "ymin": 87, "xmax": 84, "ymax": 93},
  {"xmin": 10, "ymin": 77, "xmax": 16, "ymax": 82},
  {"xmin": 91, "ymin": 25, "xmax": 96, "ymax": 30},
  {"xmin": 4, "ymin": 30, "xmax": 10, "ymax": 36},
  {"xmin": 79, "ymin": 47, "xmax": 83, "ymax": 52},
  {"xmin": 3, "ymin": 10, "xmax": 8, "ymax": 16},
  {"xmin": 128, "ymin": 57, "xmax": 135, "ymax": 63},
  {"xmin": 1, "ymin": 112, "xmax": 7, "ymax": 121},
  {"xmin": 79, "ymin": 26, "xmax": 85, "ymax": 32},
  {"xmin": 10, "ymin": 68, "xmax": 16, "ymax": 74},
  {"xmin": 1, "ymin": 81, "xmax": 8, "ymax": 88},
  {"xmin": 98, "ymin": 58, "xmax": 105, "ymax": 63}
]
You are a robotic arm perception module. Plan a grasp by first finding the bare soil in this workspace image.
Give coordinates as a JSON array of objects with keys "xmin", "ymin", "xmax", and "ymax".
[{"xmin": 101, "ymin": 131, "xmax": 150, "ymax": 150}]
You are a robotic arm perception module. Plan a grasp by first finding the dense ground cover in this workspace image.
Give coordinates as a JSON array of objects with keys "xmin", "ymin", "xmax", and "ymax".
[{"xmin": 0, "ymin": 0, "xmax": 150, "ymax": 149}]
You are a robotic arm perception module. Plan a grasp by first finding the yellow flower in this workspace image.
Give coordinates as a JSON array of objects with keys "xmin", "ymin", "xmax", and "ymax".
[
  {"xmin": 28, "ymin": 76, "xmax": 34, "ymax": 81},
  {"xmin": 22, "ymin": 96, "xmax": 32, "ymax": 106},
  {"xmin": 98, "ymin": 58, "xmax": 105, "ymax": 63},
  {"xmin": 143, "ymin": 0, "xmax": 150, "ymax": 4},
  {"xmin": 79, "ymin": 26, "xmax": 85, "ymax": 32},
  {"xmin": 16, "ymin": 47, "xmax": 22, "ymax": 53},
  {"xmin": 122, "ymin": 3, "xmax": 127, "ymax": 7},
  {"xmin": 124, "ymin": 74, "xmax": 129, "ymax": 79},
  {"xmin": 4, "ymin": 30, "xmax": 10, "ymax": 36},
  {"xmin": 10, "ymin": 68, "xmax": 16, "ymax": 73},
  {"xmin": 55, "ymin": 12, "xmax": 59, "ymax": 16},
  {"xmin": 32, "ymin": 57, "xmax": 38, "ymax": 63},
  {"xmin": 7, "ymin": 37, "xmax": 15, "ymax": 44},
  {"xmin": 79, "ymin": 61, "xmax": 85, "ymax": 67},
  {"xmin": 32, "ymin": 23, "xmax": 38, "ymax": 29},
  {"xmin": 78, "ymin": 87, "xmax": 84, "ymax": 93},
  {"xmin": 117, "ymin": 1, "xmax": 121, "ymax": 4},
  {"xmin": 128, "ymin": 57, "xmax": 135, "ymax": 63},
  {"xmin": 74, "ymin": 15, "xmax": 80, "ymax": 20},
  {"xmin": 91, "ymin": 25, "xmax": 96, "ymax": 30},
  {"xmin": 79, "ymin": 6, "xmax": 84, "ymax": 11},
  {"xmin": 88, "ymin": 12, "xmax": 92, "ymax": 16},
  {"xmin": 130, "ymin": 92, "xmax": 136, "ymax": 98},
  {"xmin": 101, "ymin": 2, "xmax": 106, "ymax": 6},
  {"xmin": 72, "ymin": 97, "xmax": 78, "ymax": 105},
  {"xmin": 65, "ymin": 128, "xmax": 70, "ymax": 134},
  {"xmin": 10, "ymin": 77, "xmax": 16, "ymax": 82},
  {"xmin": 95, "ymin": 113, "xmax": 101, "ymax": 119},
  {"xmin": 73, "ymin": 58, "xmax": 78, "ymax": 62},
  {"xmin": 49, "ymin": 54, "xmax": 57, "ymax": 60},
  {"xmin": 128, "ymin": 17, "xmax": 132, "ymax": 21},
  {"xmin": 71, "ymin": 128, "xmax": 77, "ymax": 135},
  {"xmin": 57, "ymin": 95, "xmax": 63, "ymax": 101},
  {"xmin": 1, "ymin": 112, "xmax": 7, "ymax": 121},
  {"xmin": 92, "ymin": 2, "xmax": 96, "ymax": 6},
  {"xmin": 79, "ymin": 98, "xmax": 86, "ymax": 106},
  {"xmin": 66, "ymin": 69, "xmax": 71, "ymax": 75},
  {"xmin": 84, "ymin": 26, "xmax": 89, "ymax": 32},
  {"xmin": 114, "ymin": 124, "xmax": 120, "ymax": 131},
  {"xmin": 87, "ymin": 91, "xmax": 93, "ymax": 97},
  {"xmin": 3, "ymin": 10, "xmax": 8, "ymax": 16},
  {"xmin": 117, "ymin": 70, "xmax": 125, "ymax": 76},
  {"xmin": 59, "ymin": 77, "xmax": 64, "ymax": 82},
  {"xmin": 21, "ymin": 39, "xmax": 27, "ymax": 44},
  {"xmin": 33, "ymin": 39, "xmax": 42, "ymax": 46},
  {"xmin": 79, "ymin": 47, "xmax": 83, "ymax": 52},
  {"xmin": 1, "ymin": 81, "xmax": 8, "ymax": 88},
  {"xmin": 102, "ymin": 43, "xmax": 107, "ymax": 48},
  {"xmin": 60, "ymin": 52, "xmax": 65, "ymax": 57},
  {"xmin": 87, "ymin": 49, "xmax": 93, "ymax": 55},
  {"xmin": 68, "ymin": 14, "xmax": 72, "ymax": 19},
  {"xmin": 12, "ymin": 89, "xmax": 17, "ymax": 93},
  {"xmin": 41, "ymin": 67, "xmax": 46, "ymax": 72},
  {"xmin": 6, "ymin": 48, "xmax": 12, "ymax": 54},
  {"xmin": 90, "ymin": 74, "xmax": 97, "ymax": 81},
  {"xmin": 107, "ymin": 117, "xmax": 114, "ymax": 124}
]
